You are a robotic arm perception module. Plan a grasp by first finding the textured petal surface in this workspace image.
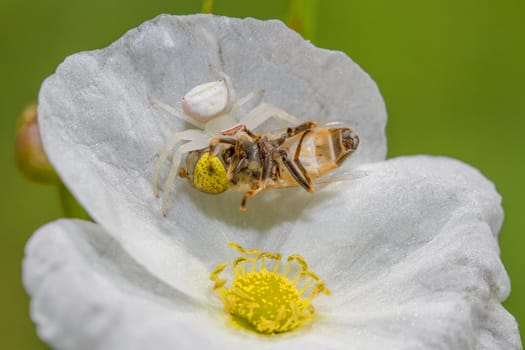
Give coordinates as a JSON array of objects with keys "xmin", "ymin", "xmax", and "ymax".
[
  {"xmin": 37, "ymin": 14, "xmax": 387, "ymax": 298},
  {"xmin": 278, "ymin": 156, "xmax": 521, "ymax": 350},
  {"xmin": 23, "ymin": 220, "xmax": 212, "ymax": 350},
  {"xmin": 23, "ymin": 157, "xmax": 521, "ymax": 349}
]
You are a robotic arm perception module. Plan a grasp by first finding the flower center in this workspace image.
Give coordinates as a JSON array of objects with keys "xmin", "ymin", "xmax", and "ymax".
[{"xmin": 210, "ymin": 242, "xmax": 331, "ymax": 335}]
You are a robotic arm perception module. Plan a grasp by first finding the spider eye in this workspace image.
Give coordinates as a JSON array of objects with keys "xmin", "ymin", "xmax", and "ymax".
[{"xmin": 192, "ymin": 152, "xmax": 230, "ymax": 194}]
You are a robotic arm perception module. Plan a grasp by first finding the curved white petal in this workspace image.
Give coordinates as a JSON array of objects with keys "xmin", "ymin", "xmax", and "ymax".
[
  {"xmin": 22, "ymin": 219, "xmax": 374, "ymax": 350},
  {"xmin": 31, "ymin": 12, "xmax": 519, "ymax": 350},
  {"xmin": 23, "ymin": 219, "xmax": 213, "ymax": 350},
  {"xmin": 23, "ymin": 157, "xmax": 520, "ymax": 349},
  {"xmin": 275, "ymin": 156, "xmax": 519, "ymax": 349},
  {"xmin": 282, "ymin": 155, "xmax": 505, "ymax": 285},
  {"xmin": 37, "ymin": 14, "xmax": 387, "ymax": 297}
]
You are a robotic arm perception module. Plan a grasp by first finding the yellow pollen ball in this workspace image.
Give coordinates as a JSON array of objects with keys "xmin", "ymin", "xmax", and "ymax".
[
  {"xmin": 193, "ymin": 153, "xmax": 230, "ymax": 193},
  {"xmin": 227, "ymin": 270, "xmax": 304, "ymax": 334}
]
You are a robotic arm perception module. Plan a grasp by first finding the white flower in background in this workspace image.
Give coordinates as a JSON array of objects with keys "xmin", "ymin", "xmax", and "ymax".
[{"xmin": 23, "ymin": 15, "xmax": 521, "ymax": 350}]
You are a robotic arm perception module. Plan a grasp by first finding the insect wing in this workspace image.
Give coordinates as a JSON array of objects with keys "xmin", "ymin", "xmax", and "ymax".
[{"xmin": 311, "ymin": 169, "xmax": 367, "ymax": 186}]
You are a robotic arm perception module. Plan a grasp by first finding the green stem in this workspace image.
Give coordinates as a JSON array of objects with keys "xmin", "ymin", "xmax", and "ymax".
[
  {"xmin": 286, "ymin": 0, "xmax": 319, "ymax": 41},
  {"xmin": 57, "ymin": 182, "xmax": 90, "ymax": 219},
  {"xmin": 201, "ymin": 0, "xmax": 215, "ymax": 14}
]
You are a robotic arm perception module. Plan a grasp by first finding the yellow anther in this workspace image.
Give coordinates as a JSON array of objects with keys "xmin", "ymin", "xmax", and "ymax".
[
  {"xmin": 287, "ymin": 254, "xmax": 308, "ymax": 271},
  {"xmin": 256, "ymin": 252, "xmax": 282, "ymax": 271},
  {"xmin": 233, "ymin": 257, "xmax": 248, "ymax": 275},
  {"xmin": 228, "ymin": 242, "xmax": 260, "ymax": 255},
  {"xmin": 300, "ymin": 270, "xmax": 320, "ymax": 281},
  {"xmin": 209, "ymin": 262, "xmax": 228, "ymax": 290},
  {"xmin": 211, "ymin": 262, "xmax": 228, "ymax": 276},
  {"xmin": 192, "ymin": 152, "xmax": 230, "ymax": 193}
]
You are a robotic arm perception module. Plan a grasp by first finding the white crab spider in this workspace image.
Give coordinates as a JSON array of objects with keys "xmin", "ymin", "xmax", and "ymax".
[{"xmin": 151, "ymin": 66, "xmax": 303, "ymax": 216}]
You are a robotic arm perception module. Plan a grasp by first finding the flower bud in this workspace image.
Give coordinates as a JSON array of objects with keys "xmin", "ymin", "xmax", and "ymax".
[{"xmin": 15, "ymin": 103, "xmax": 60, "ymax": 184}]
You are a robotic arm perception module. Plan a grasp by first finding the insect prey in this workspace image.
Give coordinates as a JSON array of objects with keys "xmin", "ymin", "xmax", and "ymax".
[{"xmin": 180, "ymin": 121, "xmax": 360, "ymax": 211}]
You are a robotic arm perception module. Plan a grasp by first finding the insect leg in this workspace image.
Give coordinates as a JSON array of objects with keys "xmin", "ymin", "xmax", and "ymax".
[
  {"xmin": 286, "ymin": 121, "xmax": 317, "ymax": 138},
  {"xmin": 153, "ymin": 129, "xmax": 206, "ymax": 197},
  {"xmin": 219, "ymin": 123, "xmax": 244, "ymax": 136},
  {"xmin": 239, "ymin": 152, "xmax": 271, "ymax": 211},
  {"xmin": 220, "ymin": 124, "xmax": 261, "ymax": 140},
  {"xmin": 240, "ymin": 125, "xmax": 261, "ymax": 140},
  {"xmin": 274, "ymin": 121, "xmax": 316, "ymax": 189},
  {"xmin": 291, "ymin": 129, "xmax": 314, "ymax": 188},
  {"xmin": 240, "ymin": 188, "xmax": 264, "ymax": 211},
  {"xmin": 273, "ymin": 121, "xmax": 317, "ymax": 145},
  {"xmin": 208, "ymin": 137, "xmax": 237, "ymax": 155},
  {"xmin": 226, "ymin": 139, "xmax": 245, "ymax": 180},
  {"xmin": 278, "ymin": 149, "xmax": 314, "ymax": 193}
]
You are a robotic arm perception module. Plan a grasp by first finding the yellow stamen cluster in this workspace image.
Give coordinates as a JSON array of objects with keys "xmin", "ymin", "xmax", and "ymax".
[{"xmin": 210, "ymin": 242, "xmax": 331, "ymax": 335}]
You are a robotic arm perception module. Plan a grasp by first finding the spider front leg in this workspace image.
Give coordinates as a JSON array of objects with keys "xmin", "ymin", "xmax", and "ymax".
[
  {"xmin": 240, "ymin": 103, "xmax": 303, "ymax": 131},
  {"xmin": 161, "ymin": 138, "xmax": 210, "ymax": 216},
  {"xmin": 153, "ymin": 129, "xmax": 207, "ymax": 197},
  {"xmin": 230, "ymin": 89, "xmax": 265, "ymax": 117}
]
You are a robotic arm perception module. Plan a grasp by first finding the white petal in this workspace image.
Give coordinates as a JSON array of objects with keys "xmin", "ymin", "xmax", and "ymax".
[
  {"xmin": 24, "ymin": 157, "xmax": 520, "ymax": 349},
  {"xmin": 37, "ymin": 14, "xmax": 387, "ymax": 295},
  {"xmin": 23, "ymin": 219, "xmax": 220, "ymax": 350},
  {"xmin": 276, "ymin": 156, "xmax": 519, "ymax": 349},
  {"xmin": 21, "ymin": 219, "xmax": 382, "ymax": 350}
]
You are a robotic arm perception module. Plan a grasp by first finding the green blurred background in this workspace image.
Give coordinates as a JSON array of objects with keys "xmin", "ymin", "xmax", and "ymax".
[{"xmin": 1, "ymin": 0, "xmax": 523, "ymax": 348}]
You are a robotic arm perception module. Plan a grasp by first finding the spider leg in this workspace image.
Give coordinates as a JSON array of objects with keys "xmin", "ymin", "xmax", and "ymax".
[
  {"xmin": 161, "ymin": 139, "xmax": 210, "ymax": 216},
  {"xmin": 235, "ymin": 90, "xmax": 265, "ymax": 109},
  {"xmin": 230, "ymin": 89, "xmax": 265, "ymax": 120},
  {"xmin": 241, "ymin": 103, "xmax": 303, "ymax": 131},
  {"xmin": 211, "ymin": 66, "xmax": 263, "ymax": 115},
  {"xmin": 208, "ymin": 64, "xmax": 265, "ymax": 133},
  {"xmin": 153, "ymin": 129, "xmax": 206, "ymax": 197}
]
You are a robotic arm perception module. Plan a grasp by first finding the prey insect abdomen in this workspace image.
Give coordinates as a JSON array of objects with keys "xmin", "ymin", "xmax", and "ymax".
[{"xmin": 284, "ymin": 127, "xmax": 359, "ymax": 178}]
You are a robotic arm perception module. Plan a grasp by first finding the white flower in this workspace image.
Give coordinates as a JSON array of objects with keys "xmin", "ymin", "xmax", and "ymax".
[{"xmin": 23, "ymin": 14, "xmax": 521, "ymax": 350}]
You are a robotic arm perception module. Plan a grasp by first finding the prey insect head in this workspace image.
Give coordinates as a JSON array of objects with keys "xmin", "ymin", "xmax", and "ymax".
[{"xmin": 341, "ymin": 128, "xmax": 359, "ymax": 152}]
